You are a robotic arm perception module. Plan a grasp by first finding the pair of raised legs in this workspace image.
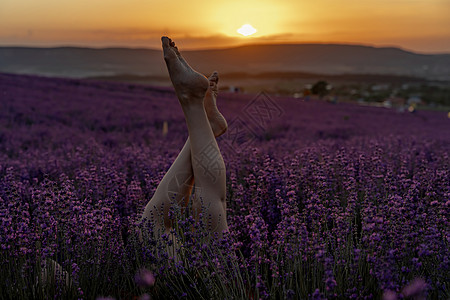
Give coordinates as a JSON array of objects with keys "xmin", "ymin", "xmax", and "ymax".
[
  {"xmin": 43, "ymin": 37, "xmax": 227, "ymax": 285},
  {"xmin": 140, "ymin": 37, "xmax": 229, "ymax": 240}
]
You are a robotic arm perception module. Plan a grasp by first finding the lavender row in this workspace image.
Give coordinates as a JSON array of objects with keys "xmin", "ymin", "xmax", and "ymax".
[{"xmin": 0, "ymin": 73, "xmax": 449, "ymax": 299}]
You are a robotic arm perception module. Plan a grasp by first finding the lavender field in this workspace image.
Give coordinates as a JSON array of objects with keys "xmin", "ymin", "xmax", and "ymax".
[{"xmin": 1, "ymin": 72, "xmax": 449, "ymax": 299}]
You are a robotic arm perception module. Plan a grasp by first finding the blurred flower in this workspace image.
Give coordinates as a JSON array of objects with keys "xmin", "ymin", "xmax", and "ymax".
[
  {"xmin": 382, "ymin": 290, "xmax": 397, "ymax": 300},
  {"xmin": 135, "ymin": 268, "xmax": 155, "ymax": 288},
  {"xmin": 402, "ymin": 278, "xmax": 427, "ymax": 299},
  {"xmin": 139, "ymin": 293, "xmax": 151, "ymax": 300}
]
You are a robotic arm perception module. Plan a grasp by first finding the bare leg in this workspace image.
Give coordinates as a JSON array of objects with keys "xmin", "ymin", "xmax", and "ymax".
[
  {"xmin": 205, "ymin": 71, "xmax": 228, "ymax": 137},
  {"xmin": 141, "ymin": 138, "xmax": 194, "ymax": 233},
  {"xmin": 141, "ymin": 42, "xmax": 228, "ymax": 237},
  {"xmin": 153, "ymin": 36, "xmax": 228, "ymax": 237}
]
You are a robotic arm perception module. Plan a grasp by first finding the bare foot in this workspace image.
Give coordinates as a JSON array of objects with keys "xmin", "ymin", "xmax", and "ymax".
[
  {"xmin": 205, "ymin": 71, "xmax": 228, "ymax": 137},
  {"xmin": 161, "ymin": 36, "xmax": 209, "ymax": 105}
]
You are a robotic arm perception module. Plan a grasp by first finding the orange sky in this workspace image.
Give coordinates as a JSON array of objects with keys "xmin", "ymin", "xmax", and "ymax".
[{"xmin": 0, "ymin": 0, "xmax": 449, "ymax": 53}]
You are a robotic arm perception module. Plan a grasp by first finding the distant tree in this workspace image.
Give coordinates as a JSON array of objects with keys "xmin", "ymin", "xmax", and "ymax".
[{"xmin": 312, "ymin": 81, "xmax": 329, "ymax": 99}]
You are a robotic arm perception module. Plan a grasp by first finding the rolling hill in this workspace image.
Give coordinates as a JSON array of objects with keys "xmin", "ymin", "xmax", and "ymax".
[{"xmin": 0, "ymin": 44, "xmax": 449, "ymax": 80}]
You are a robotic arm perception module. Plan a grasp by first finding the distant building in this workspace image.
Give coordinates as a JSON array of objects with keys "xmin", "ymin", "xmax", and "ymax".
[
  {"xmin": 384, "ymin": 96, "xmax": 406, "ymax": 110},
  {"xmin": 228, "ymin": 86, "xmax": 241, "ymax": 93},
  {"xmin": 371, "ymin": 84, "xmax": 389, "ymax": 91},
  {"xmin": 407, "ymin": 96, "xmax": 423, "ymax": 106},
  {"xmin": 383, "ymin": 100, "xmax": 392, "ymax": 108}
]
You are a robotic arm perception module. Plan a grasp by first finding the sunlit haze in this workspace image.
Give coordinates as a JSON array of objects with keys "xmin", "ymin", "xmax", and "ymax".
[{"xmin": 0, "ymin": 0, "xmax": 449, "ymax": 53}]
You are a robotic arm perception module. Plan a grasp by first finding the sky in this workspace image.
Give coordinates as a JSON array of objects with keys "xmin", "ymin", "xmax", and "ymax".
[{"xmin": 0, "ymin": 0, "xmax": 449, "ymax": 53}]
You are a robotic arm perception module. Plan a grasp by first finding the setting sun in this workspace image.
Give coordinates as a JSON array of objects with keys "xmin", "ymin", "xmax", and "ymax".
[
  {"xmin": 0, "ymin": 0, "xmax": 448, "ymax": 52},
  {"xmin": 237, "ymin": 24, "xmax": 257, "ymax": 37}
]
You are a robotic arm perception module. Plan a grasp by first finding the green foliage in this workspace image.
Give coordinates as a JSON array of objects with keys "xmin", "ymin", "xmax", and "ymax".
[{"xmin": 311, "ymin": 81, "xmax": 329, "ymax": 98}]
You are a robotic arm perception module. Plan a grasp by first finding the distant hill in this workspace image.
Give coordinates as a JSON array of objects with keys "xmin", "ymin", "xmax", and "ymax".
[{"xmin": 0, "ymin": 44, "xmax": 449, "ymax": 80}]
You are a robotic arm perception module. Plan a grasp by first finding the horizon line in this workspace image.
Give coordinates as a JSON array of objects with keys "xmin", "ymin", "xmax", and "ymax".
[{"xmin": 1, "ymin": 41, "xmax": 450, "ymax": 55}]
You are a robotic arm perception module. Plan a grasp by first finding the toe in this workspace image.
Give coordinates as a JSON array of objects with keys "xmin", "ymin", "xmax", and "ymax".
[
  {"xmin": 162, "ymin": 37, "xmax": 178, "ymax": 61},
  {"xmin": 209, "ymin": 71, "xmax": 219, "ymax": 84},
  {"xmin": 161, "ymin": 36, "xmax": 171, "ymax": 47}
]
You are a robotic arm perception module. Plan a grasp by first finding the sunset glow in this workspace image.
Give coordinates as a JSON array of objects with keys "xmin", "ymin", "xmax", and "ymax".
[{"xmin": 0, "ymin": 0, "xmax": 449, "ymax": 52}]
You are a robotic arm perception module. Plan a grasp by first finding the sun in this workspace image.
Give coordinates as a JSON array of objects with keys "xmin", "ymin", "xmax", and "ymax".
[{"xmin": 237, "ymin": 24, "xmax": 257, "ymax": 36}]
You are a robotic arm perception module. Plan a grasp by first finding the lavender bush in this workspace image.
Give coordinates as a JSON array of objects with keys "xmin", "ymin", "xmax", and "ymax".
[{"xmin": 0, "ymin": 73, "xmax": 449, "ymax": 299}]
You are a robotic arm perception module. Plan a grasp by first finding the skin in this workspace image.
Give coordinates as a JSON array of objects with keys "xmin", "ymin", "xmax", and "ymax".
[
  {"xmin": 141, "ymin": 36, "xmax": 229, "ymax": 244},
  {"xmin": 43, "ymin": 37, "xmax": 228, "ymax": 284}
]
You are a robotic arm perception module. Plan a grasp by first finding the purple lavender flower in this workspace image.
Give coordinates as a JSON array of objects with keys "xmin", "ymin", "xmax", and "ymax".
[
  {"xmin": 135, "ymin": 268, "xmax": 156, "ymax": 288},
  {"xmin": 1, "ymin": 73, "xmax": 449, "ymax": 299},
  {"xmin": 382, "ymin": 290, "xmax": 397, "ymax": 300},
  {"xmin": 402, "ymin": 278, "xmax": 427, "ymax": 299},
  {"xmin": 138, "ymin": 293, "xmax": 151, "ymax": 300}
]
